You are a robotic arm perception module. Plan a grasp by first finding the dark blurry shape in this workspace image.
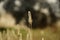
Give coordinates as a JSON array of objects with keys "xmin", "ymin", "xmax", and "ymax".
[
  {"xmin": 3, "ymin": 0, "xmax": 28, "ymax": 24},
  {"xmin": 0, "ymin": 0, "xmax": 4, "ymax": 2},
  {"xmin": 1, "ymin": 0, "xmax": 59, "ymax": 29},
  {"xmin": 0, "ymin": 27, "xmax": 6, "ymax": 33},
  {"xmin": 31, "ymin": 2, "xmax": 56, "ymax": 29}
]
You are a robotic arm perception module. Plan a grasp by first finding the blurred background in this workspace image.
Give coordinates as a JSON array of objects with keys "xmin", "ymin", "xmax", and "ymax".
[{"xmin": 0, "ymin": 0, "xmax": 60, "ymax": 40}]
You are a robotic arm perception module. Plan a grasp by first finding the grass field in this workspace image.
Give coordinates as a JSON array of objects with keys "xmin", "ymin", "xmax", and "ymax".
[{"xmin": 0, "ymin": 26, "xmax": 60, "ymax": 40}]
